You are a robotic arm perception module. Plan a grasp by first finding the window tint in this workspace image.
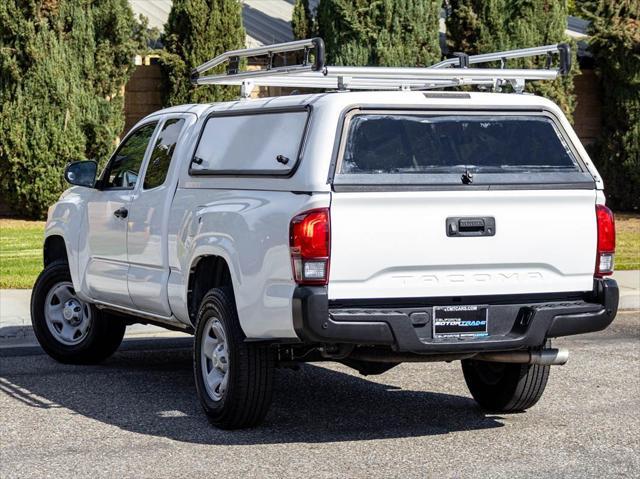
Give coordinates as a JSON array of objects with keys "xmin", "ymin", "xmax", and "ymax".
[
  {"xmin": 191, "ymin": 111, "xmax": 308, "ymax": 175},
  {"xmin": 143, "ymin": 118, "xmax": 185, "ymax": 190},
  {"xmin": 103, "ymin": 123, "xmax": 157, "ymax": 189},
  {"xmin": 340, "ymin": 115, "xmax": 579, "ymax": 175}
]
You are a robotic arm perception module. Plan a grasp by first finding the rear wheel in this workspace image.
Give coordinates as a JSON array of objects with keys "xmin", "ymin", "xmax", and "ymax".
[
  {"xmin": 193, "ymin": 288, "xmax": 275, "ymax": 429},
  {"xmin": 31, "ymin": 260, "xmax": 125, "ymax": 364},
  {"xmin": 462, "ymin": 352, "xmax": 550, "ymax": 412}
]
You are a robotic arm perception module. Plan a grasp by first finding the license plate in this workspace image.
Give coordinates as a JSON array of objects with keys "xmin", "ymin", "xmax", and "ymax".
[{"xmin": 433, "ymin": 305, "xmax": 488, "ymax": 338}]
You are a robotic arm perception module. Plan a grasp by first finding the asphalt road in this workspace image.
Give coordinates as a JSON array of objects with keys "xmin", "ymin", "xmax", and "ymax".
[{"xmin": 1, "ymin": 312, "xmax": 638, "ymax": 479}]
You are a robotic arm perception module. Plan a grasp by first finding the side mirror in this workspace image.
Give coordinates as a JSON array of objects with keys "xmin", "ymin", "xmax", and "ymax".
[{"xmin": 64, "ymin": 161, "xmax": 98, "ymax": 188}]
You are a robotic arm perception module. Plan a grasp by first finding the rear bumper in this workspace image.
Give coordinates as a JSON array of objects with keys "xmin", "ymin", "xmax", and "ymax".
[{"xmin": 292, "ymin": 278, "xmax": 619, "ymax": 354}]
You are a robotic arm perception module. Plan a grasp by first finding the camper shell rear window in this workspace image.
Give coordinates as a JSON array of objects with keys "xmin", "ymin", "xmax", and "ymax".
[{"xmin": 334, "ymin": 110, "xmax": 594, "ymax": 189}]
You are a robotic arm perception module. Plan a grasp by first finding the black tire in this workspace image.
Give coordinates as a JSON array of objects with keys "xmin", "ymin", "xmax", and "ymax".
[
  {"xmin": 462, "ymin": 351, "xmax": 550, "ymax": 413},
  {"xmin": 30, "ymin": 260, "xmax": 125, "ymax": 364},
  {"xmin": 193, "ymin": 288, "xmax": 275, "ymax": 429}
]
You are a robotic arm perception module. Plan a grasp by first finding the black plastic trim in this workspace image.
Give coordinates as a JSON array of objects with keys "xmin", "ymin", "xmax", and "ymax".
[
  {"xmin": 547, "ymin": 278, "xmax": 618, "ymax": 336},
  {"xmin": 558, "ymin": 43, "xmax": 572, "ymax": 76},
  {"xmin": 446, "ymin": 216, "xmax": 496, "ymax": 237},
  {"xmin": 329, "ymin": 290, "xmax": 588, "ymax": 309},
  {"xmin": 312, "ymin": 37, "xmax": 325, "ymax": 71},
  {"xmin": 293, "ymin": 286, "xmax": 394, "ymax": 345},
  {"xmin": 332, "ymin": 182, "xmax": 596, "ymax": 192},
  {"xmin": 332, "ymin": 172, "xmax": 595, "ymax": 191},
  {"xmin": 292, "ymin": 279, "xmax": 619, "ymax": 354}
]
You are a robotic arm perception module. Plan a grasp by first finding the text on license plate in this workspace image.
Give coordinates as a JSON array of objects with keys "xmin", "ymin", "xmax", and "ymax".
[{"xmin": 433, "ymin": 305, "xmax": 488, "ymax": 338}]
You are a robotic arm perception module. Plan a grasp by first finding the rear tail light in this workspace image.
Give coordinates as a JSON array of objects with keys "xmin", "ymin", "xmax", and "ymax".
[
  {"xmin": 290, "ymin": 208, "xmax": 330, "ymax": 285},
  {"xmin": 595, "ymin": 204, "xmax": 615, "ymax": 277}
]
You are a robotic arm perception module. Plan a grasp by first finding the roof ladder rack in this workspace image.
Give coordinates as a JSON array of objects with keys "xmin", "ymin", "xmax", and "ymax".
[
  {"xmin": 191, "ymin": 38, "xmax": 325, "ymax": 98},
  {"xmin": 192, "ymin": 38, "xmax": 571, "ymax": 97}
]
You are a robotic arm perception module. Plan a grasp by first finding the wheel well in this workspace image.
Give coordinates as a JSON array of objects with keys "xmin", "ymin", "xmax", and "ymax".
[
  {"xmin": 44, "ymin": 235, "xmax": 68, "ymax": 266},
  {"xmin": 188, "ymin": 256, "xmax": 233, "ymax": 324}
]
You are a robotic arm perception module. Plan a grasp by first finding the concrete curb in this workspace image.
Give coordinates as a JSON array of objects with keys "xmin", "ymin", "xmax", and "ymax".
[
  {"xmin": 0, "ymin": 335, "xmax": 192, "ymax": 357},
  {"xmin": 614, "ymin": 270, "xmax": 640, "ymax": 310},
  {"xmin": 0, "ymin": 289, "xmax": 190, "ymax": 351},
  {"xmin": 0, "ymin": 323, "xmax": 190, "ymax": 348},
  {"xmin": 1, "ymin": 271, "xmax": 638, "ymax": 351}
]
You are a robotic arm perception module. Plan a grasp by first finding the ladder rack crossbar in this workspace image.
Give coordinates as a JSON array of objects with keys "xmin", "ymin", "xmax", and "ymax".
[
  {"xmin": 197, "ymin": 76, "xmax": 498, "ymax": 91},
  {"xmin": 324, "ymin": 66, "xmax": 557, "ymax": 80},
  {"xmin": 195, "ymin": 67, "xmax": 557, "ymax": 86},
  {"xmin": 197, "ymin": 64, "xmax": 315, "ymax": 84}
]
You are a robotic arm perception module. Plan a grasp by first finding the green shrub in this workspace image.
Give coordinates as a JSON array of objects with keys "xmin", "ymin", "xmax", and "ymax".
[
  {"xmin": 446, "ymin": 0, "xmax": 577, "ymax": 118},
  {"xmin": 292, "ymin": 0, "xmax": 313, "ymax": 40},
  {"xmin": 583, "ymin": 0, "xmax": 639, "ymax": 211},
  {"xmin": 315, "ymin": 0, "xmax": 441, "ymax": 67},
  {"xmin": 0, "ymin": 0, "xmax": 143, "ymax": 219},
  {"xmin": 160, "ymin": 0, "xmax": 245, "ymax": 106}
]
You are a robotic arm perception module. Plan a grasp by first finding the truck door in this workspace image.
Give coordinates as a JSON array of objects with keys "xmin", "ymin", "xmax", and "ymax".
[
  {"xmin": 126, "ymin": 116, "xmax": 188, "ymax": 316},
  {"xmin": 84, "ymin": 122, "xmax": 158, "ymax": 307}
]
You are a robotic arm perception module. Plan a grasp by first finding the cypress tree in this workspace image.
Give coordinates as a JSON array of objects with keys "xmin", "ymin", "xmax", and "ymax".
[
  {"xmin": 316, "ymin": 0, "xmax": 441, "ymax": 67},
  {"xmin": 446, "ymin": 0, "xmax": 576, "ymax": 117},
  {"xmin": 582, "ymin": 0, "xmax": 639, "ymax": 211},
  {"xmin": 0, "ymin": 0, "xmax": 142, "ymax": 218},
  {"xmin": 161, "ymin": 0, "xmax": 246, "ymax": 105},
  {"xmin": 292, "ymin": 0, "xmax": 313, "ymax": 40}
]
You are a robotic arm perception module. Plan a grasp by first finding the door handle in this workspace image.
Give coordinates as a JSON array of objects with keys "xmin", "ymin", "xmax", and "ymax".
[
  {"xmin": 446, "ymin": 217, "xmax": 495, "ymax": 237},
  {"xmin": 113, "ymin": 207, "xmax": 128, "ymax": 219},
  {"xmin": 459, "ymin": 218, "xmax": 486, "ymax": 232}
]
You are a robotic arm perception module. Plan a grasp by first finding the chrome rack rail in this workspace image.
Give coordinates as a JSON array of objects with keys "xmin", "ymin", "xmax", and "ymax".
[
  {"xmin": 429, "ymin": 43, "xmax": 571, "ymax": 73},
  {"xmin": 192, "ymin": 38, "xmax": 570, "ymax": 98}
]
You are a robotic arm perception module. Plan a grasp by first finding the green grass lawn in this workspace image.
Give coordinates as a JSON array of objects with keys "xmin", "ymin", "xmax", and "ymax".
[
  {"xmin": 0, "ymin": 219, "xmax": 45, "ymax": 289},
  {"xmin": 0, "ymin": 214, "xmax": 638, "ymax": 289},
  {"xmin": 615, "ymin": 213, "xmax": 640, "ymax": 271}
]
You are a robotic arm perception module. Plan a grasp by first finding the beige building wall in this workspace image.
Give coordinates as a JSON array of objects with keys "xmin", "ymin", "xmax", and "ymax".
[
  {"xmin": 123, "ymin": 61, "xmax": 164, "ymax": 135},
  {"xmin": 573, "ymin": 69, "xmax": 602, "ymax": 146}
]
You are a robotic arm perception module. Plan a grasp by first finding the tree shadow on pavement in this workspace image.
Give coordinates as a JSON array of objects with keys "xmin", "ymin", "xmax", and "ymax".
[{"xmin": 0, "ymin": 341, "xmax": 504, "ymax": 445}]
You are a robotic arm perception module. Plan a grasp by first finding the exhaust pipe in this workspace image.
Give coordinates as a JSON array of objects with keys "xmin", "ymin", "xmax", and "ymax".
[{"xmin": 475, "ymin": 348, "xmax": 569, "ymax": 366}]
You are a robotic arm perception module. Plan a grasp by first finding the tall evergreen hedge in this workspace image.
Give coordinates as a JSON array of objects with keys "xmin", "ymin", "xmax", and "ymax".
[
  {"xmin": 160, "ymin": 0, "xmax": 245, "ymax": 105},
  {"xmin": 0, "ymin": 0, "xmax": 143, "ymax": 219},
  {"xmin": 292, "ymin": 0, "xmax": 313, "ymax": 40},
  {"xmin": 313, "ymin": 0, "xmax": 441, "ymax": 67},
  {"xmin": 583, "ymin": 0, "xmax": 639, "ymax": 211},
  {"xmin": 446, "ymin": 0, "xmax": 576, "ymax": 117}
]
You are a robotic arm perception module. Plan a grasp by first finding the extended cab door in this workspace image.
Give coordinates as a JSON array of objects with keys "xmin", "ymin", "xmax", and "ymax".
[
  {"xmin": 126, "ymin": 115, "xmax": 189, "ymax": 316},
  {"xmin": 84, "ymin": 122, "xmax": 158, "ymax": 307}
]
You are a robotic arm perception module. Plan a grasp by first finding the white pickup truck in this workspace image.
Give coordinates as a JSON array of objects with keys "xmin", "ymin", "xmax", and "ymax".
[{"xmin": 31, "ymin": 41, "xmax": 619, "ymax": 429}]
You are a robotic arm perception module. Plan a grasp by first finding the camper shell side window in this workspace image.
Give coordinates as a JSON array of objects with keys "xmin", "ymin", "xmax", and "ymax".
[{"xmin": 190, "ymin": 108, "xmax": 310, "ymax": 176}]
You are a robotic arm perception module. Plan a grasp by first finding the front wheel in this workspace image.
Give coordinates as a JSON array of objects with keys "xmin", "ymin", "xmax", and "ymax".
[
  {"xmin": 193, "ymin": 288, "xmax": 275, "ymax": 429},
  {"xmin": 30, "ymin": 261, "xmax": 126, "ymax": 364},
  {"xmin": 462, "ymin": 354, "xmax": 550, "ymax": 412}
]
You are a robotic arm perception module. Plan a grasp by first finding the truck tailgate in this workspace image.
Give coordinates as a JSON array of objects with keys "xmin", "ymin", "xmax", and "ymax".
[{"xmin": 328, "ymin": 189, "xmax": 597, "ymax": 300}]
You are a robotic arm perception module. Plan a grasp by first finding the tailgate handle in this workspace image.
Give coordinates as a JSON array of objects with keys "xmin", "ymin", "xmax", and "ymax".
[
  {"xmin": 447, "ymin": 217, "xmax": 495, "ymax": 237},
  {"xmin": 459, "ymin": 218, "xmax": 485, "ymax": 231}
]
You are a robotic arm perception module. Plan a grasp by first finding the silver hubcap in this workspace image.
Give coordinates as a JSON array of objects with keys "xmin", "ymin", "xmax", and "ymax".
[
  {"xmin": 44, "ymin": 282, "xmax": 92, "ymax": 346},
  {"xmin": 200, "ymin": 317, "xmax": 229, "ymax": 402}
]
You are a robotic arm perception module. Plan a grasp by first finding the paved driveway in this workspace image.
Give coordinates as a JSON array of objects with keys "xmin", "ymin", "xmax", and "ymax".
[{"xmin": 1, "ymin": 312, "xmax": 638, "ymax": 478}]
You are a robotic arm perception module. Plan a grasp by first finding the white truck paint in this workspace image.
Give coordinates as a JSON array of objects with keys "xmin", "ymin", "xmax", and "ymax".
[
  {"xmin": 45, "ymin": 92, "xmax": 607, "ymax": 338},
  {"xmin": 329, "ymin": 189, "xmax": 597, "ymax": 299}
]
